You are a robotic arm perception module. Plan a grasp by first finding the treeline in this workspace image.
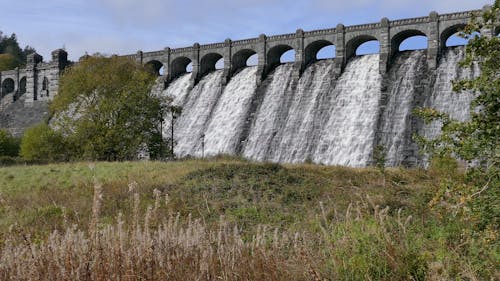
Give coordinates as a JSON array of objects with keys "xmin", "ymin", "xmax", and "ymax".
[{"xmin": 0, "ymin": 31, "xmax": 36, "ymax": 71}]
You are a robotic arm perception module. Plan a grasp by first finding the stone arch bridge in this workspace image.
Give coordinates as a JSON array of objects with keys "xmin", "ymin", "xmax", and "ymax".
[{"xmin": 0, "ymin": 6, "xmax": 497, "ymax": 107}]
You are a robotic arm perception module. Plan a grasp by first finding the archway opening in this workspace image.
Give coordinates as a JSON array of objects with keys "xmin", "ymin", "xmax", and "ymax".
[
  {"xmin": 232, "ymin": 49, "xmax": 258, "ymax": 73},
  {"xmin": 304, "ymin": 40, "xmax": 335, "ymax": 66},
  {"xmin": 280, "ymin": 49, "xmax": 295, "ymax": 63},
  {"xmin": 15, "ymin": 77, "xmax": 26, "ymax": 101},
  {"xmin": 446, "ymin": 31, "xmax": 480, "ymax": 47},
  {"xmin": 399, "ymin": 35, "xmax": 428, "ymax": 51},
  {"xmin": 171, "ymin": 57, "xmax": 193, "ymax": 79},
  {"xmin": 247, "ymin": 54, "xmax": 258, "ymax": 66},
  {"xmin": 2, "ymin": 78, "xmax": 15, "ymax": 97},
  {"xmin": 215, "ymin": 58, "xmax": 224, "ymax": 70},
  {"xmin": 200, "ymin": 53, "xmax": 224, "ymax": 77},
  {"xmin": 145, "ymin": 60, "xmax": 164, "ymax": 76},
  {"xmin": 346, "ymin": 35, "xmax": 380, "ymax": 59},
  {"xmin": 356, "ymin": 40, "xmax": 380, "ymax": 55},
  {"xmin": 159, "ymin": 65, "xmax": 165, "ymax": 76},
  {"xmin": 317, "ymin": 45, "xmax": 336, "ymax": 60}
]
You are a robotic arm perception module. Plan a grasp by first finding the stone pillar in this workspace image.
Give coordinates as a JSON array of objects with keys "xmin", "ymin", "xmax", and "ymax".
[
  {"xmin": 51, "ymin": 49, "xmax": 68, "ymax": 70},
  {"xmin": 334, "ymin": 24, "xmax": 345, "ymax": 78},
  {"xmin": 0, "ymin": 72, "xmax": 2, "ymax": 98},
  {"xmin": 427, "ymin": 11, "xmax": 439, "ymax": 70},
  {"xmin": 191, "ymin": 43, "xmax": 201, "ymax": 84},
  {"xmin": 256, "ymin": 34, "xmax": 267, "ymax": 84},
  {"xmin": 24, "ymin": 53, "xmax": 42, "ymax": 106},
  {"xmin": 294, "ymin": 29, "xmax": 305, "ymax": 77},
  {"xmin": 379, "ymin": 17, "xmax": 390, "ymax": 75},
  {"xmin": 136, "ymin": 50, "xmax": 143, "ymax": 65},
  {"xmin": 222, "ymin": 38, "xmax": 232, "ymax": 85},
  {"xmin": 164, "ymin": 47, "xmax": 172, "ymax": 84}
]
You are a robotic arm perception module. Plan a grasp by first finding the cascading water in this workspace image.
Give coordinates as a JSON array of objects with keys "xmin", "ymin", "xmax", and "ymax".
[
  {"xmin": 242, "ymin": 64, "xmax": 295, "ymax": 161},
  {"xmin": 269, "ymin": 60, "xmax": 337, "ymax": 163},
  {"xmin": 157, "ymin": 47, "xmax": 474, "ymax": 167},
  {"xmin": 203, "ymin": 67, "xmax": 258, "ymax": 156},
  {"xmin": 379, "ymin": 50, "xmax": 428, "ymax": 166},
  {"xmin": 160, "ymin": 73, "xmax": 192, "ymax": 140},
  {"xmin": 420, "ymin": 47, "xmax": 478, "ymax": 140},
  {"xmin": 312, "ymin": 54, "xmax": 382, "ymax": 167},
  {"xmin": 173, "ymin": 71, "xmax": 224, "ymax": 157}
]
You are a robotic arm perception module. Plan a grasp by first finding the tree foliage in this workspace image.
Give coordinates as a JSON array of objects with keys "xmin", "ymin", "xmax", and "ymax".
[
  {"xmin": 0, "ymin": 129, "xmax": 19, "ymax": 157},
  {"xmin": 20, "ymin": 123, "xmax": 67, "ymax": 162},
  {"xmin": 50, "ymin": 55, "xmax": 169, "ymax": 161},
  {"xmin": 415, "ymin": 2, "xmax": 499, "ymax": 231},
  {"xmin": 0, "ymin": 31, "xmax": 36, "ymax": 71}
]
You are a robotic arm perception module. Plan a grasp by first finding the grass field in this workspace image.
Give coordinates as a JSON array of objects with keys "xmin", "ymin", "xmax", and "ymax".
[{"xmin": 0, "ymin": 159, "xmax": 497, "ymax": 280}]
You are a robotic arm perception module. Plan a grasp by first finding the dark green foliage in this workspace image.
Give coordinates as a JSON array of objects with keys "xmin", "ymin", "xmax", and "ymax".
[
  {"xmin": 50, "ymin": 55, "xmax": 169, "ymax": 161},
  {"xmin": 20, "ymin": 123, "xmax": 67, "ymax": 162},
  {"xmin": 0, "ymin": 129, "xmax": 19, "ymax": 157},
  {"xmin": 0, "ymin": 31, "xmax": 36, "ymax": 71}
]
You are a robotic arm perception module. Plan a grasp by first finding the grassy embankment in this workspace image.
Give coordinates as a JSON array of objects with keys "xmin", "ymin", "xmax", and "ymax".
[{"xmin": 0, "ymin": 159, "xmax": 497, "ymax": 280}]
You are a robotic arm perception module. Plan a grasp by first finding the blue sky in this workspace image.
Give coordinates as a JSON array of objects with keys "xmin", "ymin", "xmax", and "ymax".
[{"xmin": 0, "ymin": 0, "xmax": 491, "ymax": 61}]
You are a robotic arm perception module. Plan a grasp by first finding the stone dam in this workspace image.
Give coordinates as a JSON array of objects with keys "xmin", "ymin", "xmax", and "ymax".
[{"xmin": 0, "ymin": 7, "xmax": 497, "ymax": 166}]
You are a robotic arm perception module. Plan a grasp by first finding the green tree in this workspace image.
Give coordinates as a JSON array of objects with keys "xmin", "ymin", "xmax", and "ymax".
[
  {"xmin": 20, "ymin": 123, "xmax": 67, "ymax": 162},
  {"xmin": 415, "ymin": 2, "xmax": 499, "ymax": 230},
  {"xmin": 0, "ymin": 32, "xmax": 36, "ymax": 70},
  {"xmin": 0, "ymin": 53, "xmax": 19, "ymax": 72},
  {"xmin": 0, "ymin": 129, "xmax": 19, "ymax": 157},
  {"xmin": 50, "ymin": 55, "xmax": 168, "ymax": 161}
]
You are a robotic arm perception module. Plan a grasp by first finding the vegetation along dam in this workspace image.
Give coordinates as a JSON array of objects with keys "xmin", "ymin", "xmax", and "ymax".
[{"xmin": 1, "ymin": 7, "xmax": 497, "ymax": 167}]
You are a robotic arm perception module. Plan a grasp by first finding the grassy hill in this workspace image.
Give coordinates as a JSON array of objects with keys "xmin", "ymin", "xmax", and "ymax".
[{"xmin": 0, "ymin": 160, "xmax": 497, "ymax": 280}]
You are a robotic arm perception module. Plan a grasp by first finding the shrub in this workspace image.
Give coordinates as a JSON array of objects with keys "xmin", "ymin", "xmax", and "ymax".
[
  {"xmin": 20, "ymin": 123, "xmax": 68, "ymax": 162},
  {"xmin": 0, "ymin": 129, "xmax": 19, "ymax": 157}
]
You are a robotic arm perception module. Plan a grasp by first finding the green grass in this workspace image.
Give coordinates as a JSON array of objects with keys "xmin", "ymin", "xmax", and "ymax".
[
  {"xmin": 0, "ymin": 160, "xmax": 436, "ymax": 239},
  {"xmin": 0, "ymin": 160, "xmax": 497, "ymax": 280}
]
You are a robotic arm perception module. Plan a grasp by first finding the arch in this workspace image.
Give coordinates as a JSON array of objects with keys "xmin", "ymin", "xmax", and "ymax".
[
  {"xmin": 1, "ymin": 78, "xmax": 15, "ymax": 97},
  {"xmin": 346, "ymin": 35, "xmax": 379, "ymax": 59},
  {"xmin": 232, "ymin": 49, "xmax": 257, "ymax": 73},
  {"xmin": 42, "ymin": 77, "xmax": 49, "ymax": 91},
  {"xmin": 391, "ymin": 29, "xmax": 428, "ymax": 57},
  {"xmin": 144, "ymin": 60, "xmax": 164, "ymax": 76},
  {"xmin": 495, "ymin": 26, "xmax": 500, "ymax": 36},
  {"xmin": 15, "ymin": 76, "xmax": 26, "ymax": 101},
  {"xmin": 170, "ymin": 56, "xmax": 192, "ymax": 79},
  {"xmin": 200, "ymin": 52, "xmax": 223, "ymax": 77},
  {"xmin": 304, "ymin": 40, "xmax": 335, "ymax": 66},
  {"xmin": 440, "ymin": 24, "xmax": 467, "ymax": 50},
  {"xmin": 266, "ymin": 44, "xmax": 294, "ymax": 71}
]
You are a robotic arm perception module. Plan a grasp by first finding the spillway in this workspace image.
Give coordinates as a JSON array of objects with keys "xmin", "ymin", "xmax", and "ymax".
[{"xmin": 158, "ymin": 46, "xmax": 474, "ymax": 167}]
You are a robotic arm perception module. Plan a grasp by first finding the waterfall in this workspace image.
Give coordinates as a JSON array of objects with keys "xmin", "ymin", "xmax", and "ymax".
[
  {"xmin": 420, "ymin": 47, "xmax": 478, "ymax": 140},
  {"xmin": 160, "ymin": 73, "xmax": 192, "ymax": 140},
  {"xmin": 269, "ymin": 60, "xmax": 337, "ymax": 163},
  {"xmin": 174, "ymin": 71, "xmax": 224, "ymax": 157},
  {"xmin": 312, "ymin": 55, "xmax": 382, "ymax": 167},
  {"xmin": 203, "ymin": 67, "xmax": 258, "ymax": 156},
  {"xmin": 242, "ymin": 64, "xmax": 295, "ymax": 161},
  {"xmin": 157, "ymin": 47, "xmax": 474, "ymax": 167},
  {"xmin": 379, "ymin": 50, "xmax": 428, "ymax": 166}
]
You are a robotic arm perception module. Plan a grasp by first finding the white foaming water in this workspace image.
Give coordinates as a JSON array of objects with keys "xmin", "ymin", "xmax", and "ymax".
[
  {"xmin": 269, "ymin": 60, "xmax": 337, "ymax": 163},
  {"xmin": 203, "ymin": 67, "xmax": 258, "ymax": 156},
  {"xmin": 161, "ymin": 74, "xmax": 192, "ymax": 139},
  {"xmin": 242, "ymin": 64, "xmax": 295, "ymax": 161},
  {"xmin": 421, "ymin": 47, "xmax": 479, "ymax": 140},
  {"xmin": 312, "ymin": 55, "xmax": 382, "ymax": 167},
  {"xmin": 174, "ymin": 71, "xmax": 224, "ymax": 157},
  {"xmin": 380, "ymin": 50, "xmax": 427, "ymax": 166}
]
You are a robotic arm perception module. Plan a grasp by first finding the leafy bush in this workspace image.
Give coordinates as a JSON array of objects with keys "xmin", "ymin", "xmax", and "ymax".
[
  {"xmin": 20, "ymin": 123, "xmax": 67, "ymax": 162},
  {"xmin": 0, "ymin": 129, "xmax": 19, "ymax": 157}
]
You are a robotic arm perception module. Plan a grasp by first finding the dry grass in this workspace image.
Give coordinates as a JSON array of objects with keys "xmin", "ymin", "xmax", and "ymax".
[{"xmin": 0, "ymin": 160, "xmax": 497, "ymax": 280}]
